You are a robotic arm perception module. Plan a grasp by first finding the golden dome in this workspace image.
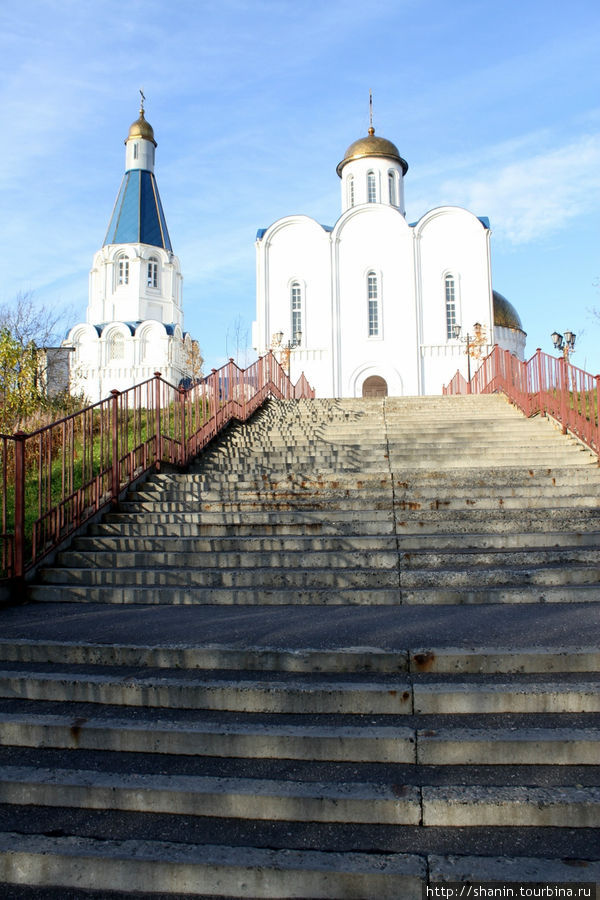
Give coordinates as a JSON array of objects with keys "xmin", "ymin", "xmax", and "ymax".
[
  {"xmin": 493, "ymin": 291, "xmax": 525, "ymax": 332},
  {"xmin": 336, "ymin": 127, "xmax": 408, "ymax": 176},
  {"xmin": 126, "ymin": 108, "xmax": 157, "ymax": 147}
]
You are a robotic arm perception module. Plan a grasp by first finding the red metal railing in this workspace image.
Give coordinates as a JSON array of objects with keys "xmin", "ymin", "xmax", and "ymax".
[
  {"xmin": 0, "ymin": 352, "xmax": 314, "ymax": 583},
  {"xmin": 444, "ymin": 345, "xmax": 600, "ymax": 457}
]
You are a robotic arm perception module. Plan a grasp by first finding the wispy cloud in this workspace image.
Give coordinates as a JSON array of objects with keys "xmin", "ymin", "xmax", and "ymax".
[{"xmin": 409, "ymin": 132, "xmax": 600, "ymax": 244}]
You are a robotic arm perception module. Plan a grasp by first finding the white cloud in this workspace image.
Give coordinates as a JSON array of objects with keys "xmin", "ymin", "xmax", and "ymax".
[{"xmin": 410, "ymin": 133, "xmax": 600, "ymax": 245}]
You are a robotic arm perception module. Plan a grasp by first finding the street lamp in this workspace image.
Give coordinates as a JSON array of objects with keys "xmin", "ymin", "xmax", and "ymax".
[
  {"xmin": 271, "ymin": 330, "xmax": 302, "ymax": 374},
  {"xmin": 453, "ymin": 323, "xmax": 484, "ymax": 386},
  {"xmin": 551, "ymin": 330, "xmax": 576, "ymax": 360}
]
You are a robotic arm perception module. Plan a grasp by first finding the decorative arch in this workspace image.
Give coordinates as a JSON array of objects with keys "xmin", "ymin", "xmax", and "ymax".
[
  {"xmin": 347, "ymin": 362, "xmax": 403, "ymax": 399},
  {"xmin": 113, "ymin": 250, "xmax": 131, "ymax": 288}
]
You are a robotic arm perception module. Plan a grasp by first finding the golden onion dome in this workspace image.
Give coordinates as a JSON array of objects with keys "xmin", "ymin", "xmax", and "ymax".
[
  {"xmin": 493, "ymin": 290, "xmax": 525, "ymax": 332},
  {"xmin": 125, "ymin": 108, "xmax": 157, "ymax": 147},
  {"xmin": 336, "ymin": 127, "xmax": 408, "ymax": 177}
]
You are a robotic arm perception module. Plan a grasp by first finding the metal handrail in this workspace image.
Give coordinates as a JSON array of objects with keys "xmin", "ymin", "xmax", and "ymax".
[
  {"xmin": 444, "ymin": 345, "xmax": 600, "ymax": 458},
  {"xmin": 0, "ymin": 352, "xmax": 314, "ymax": 583}
]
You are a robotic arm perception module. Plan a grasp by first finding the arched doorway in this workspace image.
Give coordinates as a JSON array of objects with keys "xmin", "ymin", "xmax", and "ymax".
[{"xmin": 362, "ymin": 375, "xmax": 388, "ymax": 398}]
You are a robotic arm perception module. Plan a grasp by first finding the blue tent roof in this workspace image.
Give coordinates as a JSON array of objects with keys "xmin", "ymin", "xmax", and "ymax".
[{"xmin": 103, "ymin": 169, "xmax": 173, "ymax": 251}]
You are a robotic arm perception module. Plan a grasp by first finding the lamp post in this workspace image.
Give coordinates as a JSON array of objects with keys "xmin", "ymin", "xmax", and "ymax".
[
  {"xmin": 271, "ymin": 330, "xmax": 302, "ymax": 375},
  {"xmin": 551, "ymin": 330, "xmax": 576, "ymax": 361},
  {"xmin": 551, "ymin": 329, "xmax": 576, "ymax": 395},
  {"xmin": 453, "ymin": 323, "xmax": 485, "ymax": 391}
]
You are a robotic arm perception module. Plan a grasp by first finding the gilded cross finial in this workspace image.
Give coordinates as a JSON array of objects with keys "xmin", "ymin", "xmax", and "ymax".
[
  {"xmin": 139, "ymin": 88, "xmax": 146, "ymax": 115},
  {"xmin": 368, "ymin": 89, "xmax": 374, "ymax": 135}
]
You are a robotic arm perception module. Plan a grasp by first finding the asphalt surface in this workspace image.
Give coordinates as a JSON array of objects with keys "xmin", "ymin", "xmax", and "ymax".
[{"xmin": 1, "ymin": 599, "xmax": 599, "ymax": 650}]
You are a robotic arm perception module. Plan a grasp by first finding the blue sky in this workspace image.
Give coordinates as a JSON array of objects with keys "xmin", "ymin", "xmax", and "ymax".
[{"xmin": 1, "ymin": 0, "xmax": 599, "ymax": 375}]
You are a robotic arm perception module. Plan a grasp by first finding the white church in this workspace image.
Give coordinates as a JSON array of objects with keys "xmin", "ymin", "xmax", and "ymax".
[
  {"xmin": 253, "ymin": 118, "xmax": 526, "ymax": 397},
  {"xmin": 65, "ymin": 102, "xmax": 197, "ymax": 403}
]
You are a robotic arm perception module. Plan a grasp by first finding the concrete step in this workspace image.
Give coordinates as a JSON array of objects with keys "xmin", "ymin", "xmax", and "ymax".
[
  {"xmin": 57, "ymin": 548, "xmax": 400, "ymax": 571},
  {"xmin": 28, "ymin": 584, "xmax": 403, "ymax": 605},
  {"xmin": 0, "ymin": 712, "xmax": 416, "ymax": 762},
  {"xmin": 38, "ymin": 566, "xmax": 401, "ymax": 589},
  {"xmin": 0, "ymin": 667, "xmax": 597, "ymax": 714},
  {"xmin": 0, "ymin": 668, "xmax": 414, "ymax": 714},
  {"xmin": 0, "ymin": 766, "xmax": 598, "ymax": 829},
  {"xmin": 0, "ymin": 831, "xmax": 427, "ymax": 899}
]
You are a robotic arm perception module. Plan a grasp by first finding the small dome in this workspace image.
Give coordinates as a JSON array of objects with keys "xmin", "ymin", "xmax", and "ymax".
[
  {"xmin": 126, "ymin": 109, "xmax": 157, "ymax": 147},
  {"xmin": 493, "ymin": 290, "xmax": 524, "ymax": 332},
  {"xmin": 336, "ymin": 127, "xmax": 408, "ymax": 177}
]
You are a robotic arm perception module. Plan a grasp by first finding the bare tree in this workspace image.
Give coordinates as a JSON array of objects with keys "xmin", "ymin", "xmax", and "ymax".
[
  {"xmin": 0, "ymin": 290, "xmax": 73, "ymax": 348},
  {"xmin": 225, "ymin": 314, "xmax": 250, "ymax": 368}
]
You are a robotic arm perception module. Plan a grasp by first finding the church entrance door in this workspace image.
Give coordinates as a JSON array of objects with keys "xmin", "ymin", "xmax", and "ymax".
[{"xmin": 362, "ymin": 376, "xmax": 388, "ymax": 398}]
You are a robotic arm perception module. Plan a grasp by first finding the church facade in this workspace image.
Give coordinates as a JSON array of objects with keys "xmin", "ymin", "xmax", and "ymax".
[
  {"xmin": 65, "ymin": 104, "xmax": 197, "ymax": 403},
  {"xmin": 253, "ymin": 125, "xmax": 526, "ymax": 397}
]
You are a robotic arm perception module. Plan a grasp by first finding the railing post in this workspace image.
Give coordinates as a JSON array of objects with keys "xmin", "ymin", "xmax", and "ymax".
[
  {"xmin": 154, "ymin": 372, "xmax": 162, "ymax": 472},
  {"xmin": 211, "ymin": 369, "xmax": 218, "ymax": 431},
  {"xmin": 535, "ymin": 348, "xmax": 545, "ymax": 417},
  {"xmin": 179, "ymin": 386, "xmax": 187, "ymax": 467},
  {"xmin": 596, "ymin": 375, "xmax": 600, "ymax": 464},
  {"xmin": 228, "ymin": 358, "xmax": 235, "ymax": 404},
  {"xmin": 13, "ymin": 431, "xmax": 26, "ymax": 580},
  {"xmin": 560, "ymin": 357, "xmax": 568, "ymax": 434},
  {"xmin": 110, "ymin": 389, "xmax": 120, "ymax": 508}
]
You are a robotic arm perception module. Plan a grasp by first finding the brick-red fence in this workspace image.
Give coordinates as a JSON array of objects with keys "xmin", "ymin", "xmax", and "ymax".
[
  {"xmin": 444, "ymin": 345, "xmax": 600, "ymax": 457},
  {"xmin": 1, "ymin": 353, "xmax": 314, "ymax": 583}
]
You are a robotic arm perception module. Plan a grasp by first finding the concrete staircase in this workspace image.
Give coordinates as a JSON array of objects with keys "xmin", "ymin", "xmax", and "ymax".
[{"xmin": 0, "ymin": 394, "xmax": 598, "ymax": 897}]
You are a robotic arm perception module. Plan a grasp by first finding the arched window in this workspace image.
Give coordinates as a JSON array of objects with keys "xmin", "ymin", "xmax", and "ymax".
[
  {"xmin": 347, "ymin": 175, "xmax": 355, "ymax": 208},
  {"xmin": 117, "ymin": 256, "xmax": 129, "ymax": 286},
  {"xmin": 291, "ymin": 282, "xmax": 302, "ymax": 342},
  {"xmin": 367, "ymin": 272, "xmax": 379, "ymax": 337},
  {"xmin": 445, "ymin": 275, "xmax": 457, "ymax": 339},
  {"xmin": 147, "ymin": 257, "xmax": 159, "ymax": 289},
  {"xmin": 109, "ymin": 332, "xmax": 125, "ymax": 362},
  {"xmin": 139, "ymin": 330, "xmax": 151, "ymax": 362},
  {"xmin": 367, "ymin": 171, "xmax": 377, "ymax": 203},
  {"xmin": 388, "ymin": 171, "xmax": 396, "ymax": 206}
]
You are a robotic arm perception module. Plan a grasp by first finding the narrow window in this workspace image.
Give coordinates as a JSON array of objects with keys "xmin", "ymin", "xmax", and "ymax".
[
  {"xmin": 118, "ymin": 258, "xmax": 129, "ymax": 285},
  {"xmin": 291, "ymin": 282, "xmax": 302, "ymax": 342},
  {"xmin": 367, "ymin": 272, "xmax": 379, "ymax": 337},
  {"xmin": 388, "ymin": 171, "xmax": 396, "ymax": 206},
  {"xmin": 445, "ymin": 275, "xmax": 457, "ymax": 339},
  {"xmin": 133, "ymin": 143, "xmax": 138, "ymax": 160},
  {"xmin": 147, "ymin": 257, "xmax": 159, "ymax": 288},
  {"xmin": 367, "ymin": 171, "xmax": 377, "ymax": 203},
  {"xmin": 109, "ymin": 333, "xmax": 125, "ymax": 362},
  {"xmin": 347, "ymin": 175, "xmax": 355, "ymax": 208}
]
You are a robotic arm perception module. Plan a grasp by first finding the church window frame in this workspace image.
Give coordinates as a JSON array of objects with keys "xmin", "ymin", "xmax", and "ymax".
[
  {"xmin": 388, "ymin": 170, "xmax": 397, "ymax": 206},
  {"xmin": 147, "ymin": 257, "xmax": 159, "ymax": 289},
  {"xmin": 445, "ymin": 273, "xmax": 458, "ymax": 340},
  {"xmin": 115, "ymin": 254, "xmax": 129, "ymax": 288},
  {"xmin": 290, "ymin": 280, "xmax": 303, "ymax": 344},
  {"xmin": 107, "ymin": 331, "xmax": 125, "ymax": 364},
  {"xmin": 367, "ymin": 271, "xmax": 381, "ymax": 338},
  {"xmin": 367, "ymin": 171, "xmax": 377, "ymax": 203},
  {"xmin": 347, "ymin": 175, "xmax": 355, "ymax": 208}
]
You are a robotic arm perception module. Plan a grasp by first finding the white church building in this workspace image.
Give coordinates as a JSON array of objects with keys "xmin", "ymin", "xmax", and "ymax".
[
  {"xmin": 253, "ymin": 122, "xmax": 526, "ymax": 397},
  {"xmin": 65, "ymin": 102, "xmax": 197, "ymax": 403}
]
